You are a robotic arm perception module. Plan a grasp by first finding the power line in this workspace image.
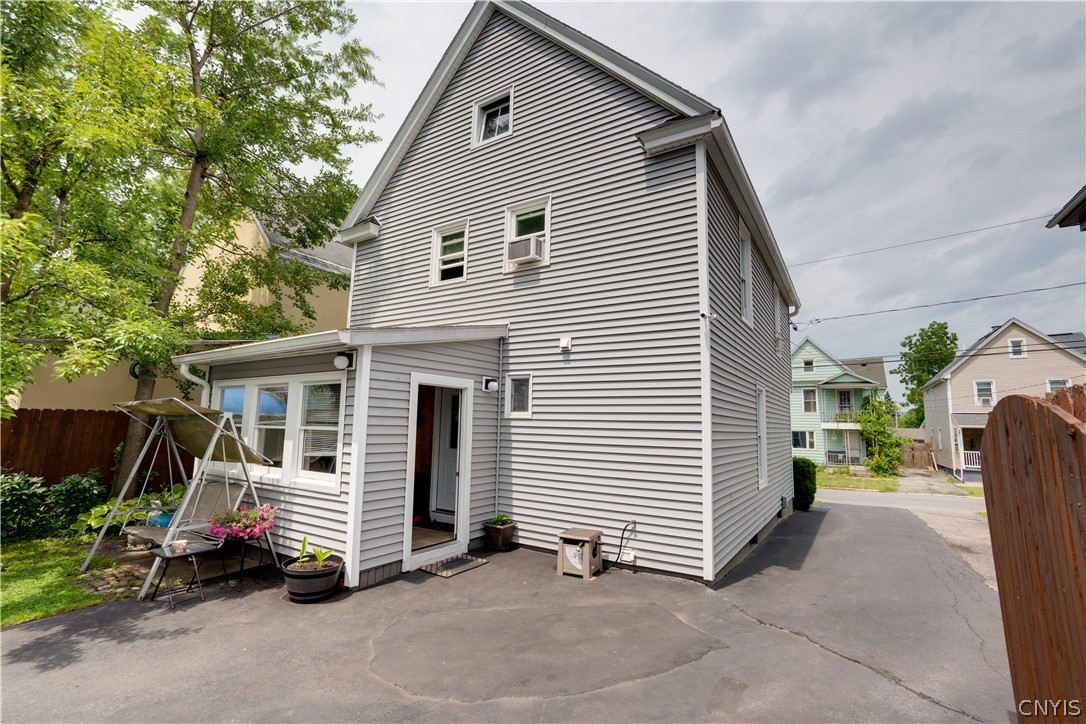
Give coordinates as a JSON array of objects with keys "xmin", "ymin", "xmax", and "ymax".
[
  {"xmin": 788, "ymin": 214, "xmax": 1053, "ymax": 267},
  {"xmin": 792, "ymin": 282, "xmax": 1085, "ymax": 327},
  {"xmin": 788, "ymin": 339, "xmax": 1085, "ymax": 368}
]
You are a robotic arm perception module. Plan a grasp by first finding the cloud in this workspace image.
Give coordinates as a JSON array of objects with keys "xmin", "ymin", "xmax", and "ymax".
[{"xmin": 1002, "ymin": 18, "xmax": 1086, "ymax": 74}]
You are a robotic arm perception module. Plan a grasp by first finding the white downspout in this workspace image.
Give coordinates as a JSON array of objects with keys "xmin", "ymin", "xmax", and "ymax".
[
  {"xmin": 179, "ymin": 364, "xmax": 211, "ymax": 407},
  {"xmin": 494, "ymin": 336, "xmax": 504, "ymax": 514}
]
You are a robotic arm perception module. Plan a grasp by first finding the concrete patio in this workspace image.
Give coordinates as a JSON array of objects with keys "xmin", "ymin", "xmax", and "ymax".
[{"xmin": 1, "ymin": 502, "xmax": 1014, "ymax": 723}]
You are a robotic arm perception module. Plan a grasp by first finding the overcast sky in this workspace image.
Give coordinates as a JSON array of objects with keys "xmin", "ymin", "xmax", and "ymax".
[{"xmin": 342, "ymin": 1, "xmax": 1085, "ymax": 404}]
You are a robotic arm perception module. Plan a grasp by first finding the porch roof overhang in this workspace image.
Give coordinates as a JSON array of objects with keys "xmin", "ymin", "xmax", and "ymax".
[
  {"xmin": 952, "ymin": 412, "xmax": 990, "ymax": 428},
  {"xmin": 816, "ymin": 371, "xmax": 881, "ymax": 388},
  {"xmin": 172, "ymin": 325, "xmax": 509, "ymax": 366}
]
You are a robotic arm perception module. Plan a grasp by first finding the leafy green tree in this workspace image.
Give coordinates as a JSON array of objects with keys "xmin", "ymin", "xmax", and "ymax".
[
  {"xmin": 898, "ymin": 407, "xmax": 924, "ymax": 429},
  {"xmin": 890, "ymin": 321, "xmax": 959, "ymax": 422},
  {"xmin": 857, "ymin": 392, "xmax": 905, "ymax": 477}
]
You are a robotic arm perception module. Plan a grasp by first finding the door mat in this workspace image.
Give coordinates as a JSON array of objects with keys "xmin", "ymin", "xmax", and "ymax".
[{"xmin": 420, "ymin": 554, "xmax": 488, "ymax": 578}]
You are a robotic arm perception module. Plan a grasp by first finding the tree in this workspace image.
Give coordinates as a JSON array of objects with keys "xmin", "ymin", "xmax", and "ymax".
[
  {"xmin": 898, "ymin": 406, "xmax": 924, "ymax": 429},
  {"xmin": 856, "ymin": 392, "xmax": 905, "ymax": 477},
  {"xmin": 2, "ymin": 1, "xmax": 379, "ymax": 492},
  {"xmin": 890, "ymin": 321, "xmax": 959, "ymax": 423}
]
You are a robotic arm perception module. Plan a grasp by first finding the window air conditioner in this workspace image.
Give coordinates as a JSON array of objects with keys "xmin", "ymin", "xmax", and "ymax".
[
  {"xmin": 980, "ymin": 397, "xmax": 992, "ymax": 407},
  {"xmin": 507, "ymin": 234, "xmax": 544, "ymax": 265}
]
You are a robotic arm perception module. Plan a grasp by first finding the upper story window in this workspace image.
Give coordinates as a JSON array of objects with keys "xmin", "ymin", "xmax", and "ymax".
[
  {"xmin": 472, "ymin": 89, "xmax": 513, "ymax": 147},
  {"xmin": 739, "ymin": 226, "xmax": 753, "ymax": 325},
  {"xmin": 974, "ymin": 380, "xmax": 996, "ymax": 407},
  {"xmin": 505, "ymin": 196, "xmax": 551, "ymax": 271},
  {"xmin": 802, "ymin": 388, "xmax": 817, "ymax": 413},
  {"xmin": 837, "ymin": 390, "xmax": 852, "ymax": 411},
  {"xmin": 211, "ymin": 373, "xmax": 345, "ymax": 489},
  {"xmin": 803, "ymin": 359, "xmax": 814, "ymax": 373},
  {"xmin": 431, "ymin": 221, "xmax": 468, "ymax": 285},
  {"xmin": 1008, "ymin": 338, "xmax": 1027, "ymax": 358}
]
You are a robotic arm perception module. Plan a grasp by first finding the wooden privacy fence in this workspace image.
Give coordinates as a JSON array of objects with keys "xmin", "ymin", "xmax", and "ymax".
[
  {"xmin": 1, "ymin": 409, "xmax": 192, "ymax": 489},
  {"xmin": 981, "ymin": 386, "xmax": 1086, "ymax": 719},
  {"xmin": 902, "ymin": 442, "xmax": 933, "ymax": 469}
]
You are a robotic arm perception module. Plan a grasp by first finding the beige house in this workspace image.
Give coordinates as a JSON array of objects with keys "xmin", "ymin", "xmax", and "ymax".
[
  {"xmin": 922, "ymin": 318, "xmax": 1086, "ymax": 480},
  {"xmin": 15, "ymin": 217, "xmax": 351, "ymax": 411}
]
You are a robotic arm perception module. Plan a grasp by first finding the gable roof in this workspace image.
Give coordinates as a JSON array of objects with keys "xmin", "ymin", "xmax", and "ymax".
[
  {"xmin": 1046, "ymin": 185, "xmax": 1086, "ymax": 230},
  {"xmin": 920, "ymin": 317, "xmax": 1086, "ymax": 391},
  {"xmin": 840, "ymin": 357, "xmax": 888, "ymax": 388},
  {"xmin": 337, "ymin": 0, "xmax": 799, "ymax": 311},
  {"xmin": 255, "ymin": 219, "xmax": 352, "ymax": 275},
  {"xmin": 819, "ymin": 370, "xmax": 881, "ymax": 388}
]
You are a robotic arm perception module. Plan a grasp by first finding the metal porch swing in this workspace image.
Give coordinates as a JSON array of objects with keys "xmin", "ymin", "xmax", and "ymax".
[{"xmin": 79, "ymin": 397, "xmax": 280, "ymax": 600}]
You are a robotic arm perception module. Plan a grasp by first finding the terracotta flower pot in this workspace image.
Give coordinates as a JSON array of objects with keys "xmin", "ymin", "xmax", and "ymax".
[{"xmin": 281, "ymin": 554, "xmax": 344, "ymax": 603}]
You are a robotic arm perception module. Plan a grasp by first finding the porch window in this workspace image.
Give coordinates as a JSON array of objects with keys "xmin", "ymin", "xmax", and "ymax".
[
  {"xmin": 974, "ymin": 380, "xmax": 995, "ymax": 406},
  {"xmin": 802, "ymin": 388, "xmax": 817, "ymax": 413},
  {"xmin": 211, "ymin": 373, "xmax": 345, "ymax": 488},
  {"xmin": 837, "ymin": 390, "xmax": 852, "ymax": 410},
  {"xmin": 1047, "ymin": 379, "xmax": 1070, "ymax": 392},
  {"xmin": 1008, "ymin": 338, "xmax": 1027, "ymax": 358},
  {"xmin": 792, "ymin": 430, "xmax": 815, "ymax": 449}
]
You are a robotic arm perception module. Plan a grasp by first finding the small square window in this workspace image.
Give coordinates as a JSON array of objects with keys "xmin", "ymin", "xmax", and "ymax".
[
  {"xmin": 431, "ymin": 223, "xmax": 468, "ymax": 285},
  {"xmin": 792, "ymin": 431, "xmax": 815, "ymax": 449},
  {"xmin": 1008, "ymin": 338, "xmax": 1027, "ymax": 358},
  {"xmin": 473, "ymin": 91, "xmax": 513, "ymax": 147},
  {"xmin": 507, "ymin": 374, "xmax": 532, "ymax": 418},
  {"xmin": 1047, "ymin": 379, "xmax": 1070, "ymax": 392},
  {"xmin": 803, "ymin": 359, "xmax": 814, "ymax": 373}
]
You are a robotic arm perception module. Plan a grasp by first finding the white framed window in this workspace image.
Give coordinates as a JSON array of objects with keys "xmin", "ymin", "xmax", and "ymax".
[
  {"xmin": 802, "ymin": 388, "xmax": 817, "ymax": 413},
  {"xmin": 430, "ymin": 221, "xmax": 468, "ymax": 285},
  {"xmin": 837, "ymin": 390, "xmax": 853, "ymax": 411},
  {"xmin": 756, "ymin": 386, "xmax": 767, "ymax": 488},
  {"xmin": 1047, "ymin": 379, "xmax": 1071, "ymax": 392},
  {"xmin": 936, "ymin": 427, "xmax": 943, "ymax": 450},
  {"xmin": 791, "ymin": 431, "xmax": 815, "ymax": 449},
  {"xmin": 472, "ymin": 89, "xmax": 513, "ymax": 147},
  {"xmin": 739, "ymin": 224, "xmax": 753, "ymax": 325},
  {"xmin": 974, "ymin": 380, "xmax": 996, "ymax": 406},
  {"xmin": 211, "ymin": 372, "xmax": 345, "ymax": 489},
  {"xmin": 506, "ymin": 374, "xmax": 532, "ymax": 418},
  {"xmin": 504, "ymin": 195, "xmax": 551, "ymax": 271},
  {"xmin": 803, "ymin": 359, "xmax": 814, "ymax": 373},
  {"xmin": 1008, "ymin": 338, "xmax": 1027, "ymax": 358}
]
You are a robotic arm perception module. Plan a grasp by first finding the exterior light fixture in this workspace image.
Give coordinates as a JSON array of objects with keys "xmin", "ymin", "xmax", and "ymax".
[
  {"xmin": 333, "ymin": 352, "xmax": 354, "ymax": 370},
  {"xmin": 482, "ymin": 377, "xmax": 499, "ymax": 392}
]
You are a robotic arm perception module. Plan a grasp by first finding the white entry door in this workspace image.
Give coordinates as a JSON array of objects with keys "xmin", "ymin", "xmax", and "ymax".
[{"xmin": 431, "ymin": 387, "xmax": 460, "ymax": 521}]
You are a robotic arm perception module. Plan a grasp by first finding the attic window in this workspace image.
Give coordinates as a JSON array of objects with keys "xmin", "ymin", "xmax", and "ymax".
[
  {"xmin": 1008, "ymin": 338, "xmax": 1027, "ymax": 358},
  {"xmin": 803, "ymin": 359, "xmax": 814, "ymax": 373},
  {"xmin": 474, "ymin": 91, "xmax": 513, "ymax": 146}
]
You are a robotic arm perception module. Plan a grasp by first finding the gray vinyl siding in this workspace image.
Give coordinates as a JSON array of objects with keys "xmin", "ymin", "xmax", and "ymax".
[
  {"xmin": 358, "ymin": 340, "xmax": 500, "ymax": 571},
  {"xmin": 706, "ymin": 164, "xmax": 792, "ymax": 576},
  {"xmin": 205, "ymin": 356, "xmax": 355, "ymax": 559},
  {"xmin": 352, "ymin": 13, "xmax": 706, "ymax": 577}
]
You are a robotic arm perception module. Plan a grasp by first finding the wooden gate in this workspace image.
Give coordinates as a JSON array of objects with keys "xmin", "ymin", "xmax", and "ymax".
[
  {"xmin": 980, "ymin": 386, "xmax": 1086, "ymax": 718},
  {"xmin": 902, "ymin": 441, "xmax": 933, "ymax": 469}
]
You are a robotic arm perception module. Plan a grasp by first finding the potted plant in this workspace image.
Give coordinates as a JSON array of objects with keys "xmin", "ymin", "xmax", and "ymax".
[
  {"xmin": 482, "ymin": 512, "xmax": 517, "ymax": 551},
  {"xmin": 281, "ymin": 536, "xmax": 344, "ymax": 603},
  {"xmin": 207, "ymin": 503, "xmax": 278, "ymax": 541}
]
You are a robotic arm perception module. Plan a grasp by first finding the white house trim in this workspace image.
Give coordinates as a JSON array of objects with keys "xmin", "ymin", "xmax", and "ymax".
[
  {"xmin": 344, "ymin": 345, "xmax": 372, "ymax": 587},
  {"xmin": 173, "ymin": 326, "xmax": 509, "ymax": 366},
  {"xmin": 695, "ymin": 140, "xmax": 714, "ymax": 581}
]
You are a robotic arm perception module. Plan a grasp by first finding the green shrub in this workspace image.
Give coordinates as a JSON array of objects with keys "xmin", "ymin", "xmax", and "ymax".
[
  {"xmin": 793, "ymin": 458, "xmax": 817, "ymax": 512},
  {"xmin": 1, "ymin": 471, "xmax": 48, "ymax": 540},
  {"xmin": 46, "ymin": 470, "xmax": 108, "ymax": 529}
]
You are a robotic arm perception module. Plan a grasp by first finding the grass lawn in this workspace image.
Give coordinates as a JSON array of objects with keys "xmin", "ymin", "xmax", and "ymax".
[
  {"xmin": 0, "ymin": 537, "xmax": 114, "ymax": 627},
  {"xmin": 959, "ymin": 485, "xmax": 985, "ymax": 497},
  {"xmin": 817, "ymin": 469, "xmax": 900, "ymax": 493}
]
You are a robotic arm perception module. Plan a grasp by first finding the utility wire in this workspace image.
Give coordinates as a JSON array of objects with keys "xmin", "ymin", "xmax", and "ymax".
[
  {"xmin": 788, "ymin": 214, "xmax": 1053, "ymax": 267},
  {"xmin": 793, "ymin": 282, "xmax": 1085, "ymax": 326},
  {"xmin": 788, "ymin": 339, "xmax": 1085, "ymax": 368}
]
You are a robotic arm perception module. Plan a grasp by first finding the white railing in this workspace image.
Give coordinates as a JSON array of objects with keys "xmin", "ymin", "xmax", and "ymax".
[
  {"xmin": 826, "ymin": 451, "xmax": 862, "ymax": 466},
  {"xmin": 821, "ymin": 409, "xmax": 860, "ymax": 423},
  {"xmin": 962, "ymin": 451, "xmax": 981, "ymax": 469}
]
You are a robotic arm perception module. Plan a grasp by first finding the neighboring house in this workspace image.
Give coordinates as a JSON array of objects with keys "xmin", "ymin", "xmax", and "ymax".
[
  {"xmin": 14, "ymin": 216, "xmax": 350, "ymax": 411},
  {"xmin": 172, "ymin": 0, "xmax": 801, "ymax": 588},
  {"xmin": 922, "ymin": 318, "xmax": 1086, "ymax": 481},
  {"xmin": 790, "ymin": 338, "xmax": 887, "ymax": 467},
  {"xmin": 1046, "ymin": 185, "xmax": 1086, "ymax": 231}
]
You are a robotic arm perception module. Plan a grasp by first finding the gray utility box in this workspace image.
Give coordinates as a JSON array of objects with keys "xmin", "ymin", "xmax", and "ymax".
[{"xmin": 556, "ymin": 527, "xmax": 603, "ymax": 579}]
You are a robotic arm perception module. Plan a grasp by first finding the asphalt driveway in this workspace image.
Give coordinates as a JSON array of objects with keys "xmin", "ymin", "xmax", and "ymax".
[{"xmin": 1, "ymin": 502, "xmax": 1013, "ymax": 723}]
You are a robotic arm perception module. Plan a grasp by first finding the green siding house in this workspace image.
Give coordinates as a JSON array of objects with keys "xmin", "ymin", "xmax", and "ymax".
[{"xmin": 790, "ymin": 338, "xmax": 886, "ymax": 467}]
